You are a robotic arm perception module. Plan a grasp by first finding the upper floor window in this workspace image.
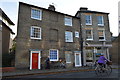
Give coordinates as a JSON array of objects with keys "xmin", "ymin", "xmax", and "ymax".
[
  {"xmin": 97, "ymin": 16, "xmax": 104, "ymax": 26},
  {"xmin": 85, "ymin": 15, "xmax": 92, "ymax": 25},
  {"xmin": 75, "ymin": 31, "xmax": 79, "ymax": 38},
  {"xmin": 65, "ymin": 31, "xmax": 73, "ymax": 42},
  {"xmin": 49, "ymin": 49, "xmax": 58, "ymax": 61},
  {"xmin": 31, "ymin": 8, "xmax": 42, "ymax": 20},
  {"xmin": 30, "ymin": 26, "xmax": 41, "ymax": 40},
  {"xmin": 86, "ymin": 30, "xmax": 93, "ymax": 40},
  {"xmin": 64, "ymin": 16, "xmax": 72, "ymax": 26},
  {"xmin": 98, "ymin": 30, "xmax": 105, "ymax": 41}
]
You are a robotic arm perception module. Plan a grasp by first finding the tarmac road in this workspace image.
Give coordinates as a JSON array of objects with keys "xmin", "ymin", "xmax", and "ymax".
[{"xmin": 2, "ymin": 69, "xmax": 119, "ymax": 80}]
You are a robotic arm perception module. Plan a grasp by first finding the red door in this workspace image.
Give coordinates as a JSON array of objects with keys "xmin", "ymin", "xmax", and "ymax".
[{"xmin": 32, "ymin": 53, "xmax": 39, "ymax": 69}]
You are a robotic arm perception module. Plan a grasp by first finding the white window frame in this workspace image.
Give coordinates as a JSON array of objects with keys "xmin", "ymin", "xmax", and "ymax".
[
  {"xmin": 75, "ymin": 31, "xmax": 79, "ymax": 38},
  {"xmin": 65, "ymin": 31, "xmax": 73, "ymax": 42},
  {"xmin": 65, "ymin": 53, "xmax": 71, "ymax": 63},
  {"xmin": 98, "ymin": 30, "xmax": 106, "ymax": 41},
  {"xmin": 30, "ymin": 26, "xmax": 42, "ymax": 40},
  {"xmin": 97, "ymin": 16, "xmax": 104, "ymax": 26},
  {"xmin": 64, "ymin": 16, "xmax": 72, "ymax": 26},
  {"xmin": 49, "ymin": 49, "xmax": 59, "ymax": 61},
  {"xmin": 31, "ymin": 8, "xmax": 42, "ymax": 20},
  {"xmin": 86, "ymin": 30, "xmax": 93, "ymax": 40},
  {"xmin": 86, "ymin": 15, "xmax": 92, "ymax": 25}
]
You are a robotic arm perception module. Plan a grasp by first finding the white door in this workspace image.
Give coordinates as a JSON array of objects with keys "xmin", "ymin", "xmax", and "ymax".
[{"xmin": 75, "ymin": 53, "xmax": 82, "ymax": 67}]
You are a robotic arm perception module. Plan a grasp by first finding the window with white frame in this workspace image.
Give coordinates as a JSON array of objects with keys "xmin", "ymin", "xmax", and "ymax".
[
  {"xmin": 64, "ymin": 16, "xmax": 72, "ymax": 26},
  {"xmin": 86, "ymin": 30, "xmax": 93, "ymax": 40},
  {"xmin": 31, "ymin": 8, "xmax": 42, "ymax": 20},
  {"xmin": 49, "ymin": 49, "xmax": 58, "ymax": 61},
  {"xmin": 86, "ymin": 15, "xmax": 92, "ymax": 25},
  {"xmin": 65, "ymin": 31, "xmax": 73, "ymax": 42},
  {"xmin": 75, "ymin": 31, "xmax": 79, "ymax": 38},
  {"xmin": 65, "ymin": 53, "xmax": 71, "ymax": 63},
  {"xmin": 98, "ymin": 30, "xmax": 105, "ymax": 41},
  {"xmin": 97, "ymin": 16, "xmax": 104, "ymax": 26},
  {"xmin": 30, "ymin": 26, "xmax": 41, "ymax": 39}
]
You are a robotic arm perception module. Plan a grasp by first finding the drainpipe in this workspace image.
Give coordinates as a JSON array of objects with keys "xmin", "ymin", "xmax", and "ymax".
[{"xmin": 79, "ymin": 12, "xmax": 84, "ymax": 66}]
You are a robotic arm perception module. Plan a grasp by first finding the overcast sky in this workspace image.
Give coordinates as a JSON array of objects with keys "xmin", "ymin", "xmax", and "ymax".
[{"xmin": 0, "ymin": 0, "xmax": 119, "ymax": 38}]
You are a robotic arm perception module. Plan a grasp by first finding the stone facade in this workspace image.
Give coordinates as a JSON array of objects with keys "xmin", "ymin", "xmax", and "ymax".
[
  {"xmin": 15, "ymin": 2, "xmax": 81, "ymax": 69},
  {"xmin": 75, "ymin": 8, "xmax": 112, "ymax": 65}
]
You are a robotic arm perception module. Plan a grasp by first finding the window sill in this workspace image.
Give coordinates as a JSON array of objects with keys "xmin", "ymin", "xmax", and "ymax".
[
  {"xmin": 31, "ymin": 17, "xmax": 42, "ymax": 21},
  {"xmin": 98, "ymin": 24, "xmax": 104, "ymax": 26},
  {"xmin": 30, "ymin": 37, "xmax": 42, "ymax": 40},
  {"xmin": 66, "ymin": 62, "xmax": 71, "ymax": 63},
  {"xmin": 86, "ymin": 39, "xmax": 93, "ymax": 41},
  {"xmin": 65, "ymin": 25, "xmax": 72, "ymax": 27},
  {"xmin": 99, "ymin": 40, "xmax": 106, "ymax": 41},
  {"xmin": 86, "ymin": 24, "xmax": 92, "ymax": 25}
]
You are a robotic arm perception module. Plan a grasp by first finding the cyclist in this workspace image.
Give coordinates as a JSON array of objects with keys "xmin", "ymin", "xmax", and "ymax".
[{"xmin": 97, "ymin": 53, "xmax": 109, "ymax": 68}]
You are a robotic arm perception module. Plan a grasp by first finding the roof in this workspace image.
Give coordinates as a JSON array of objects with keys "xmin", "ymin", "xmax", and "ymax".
[
  {"xmin": 0, "ymin": 8, "xmax": 15, "ymax": 25},
  {"xmin": 0, "ymin": 20, "xmax": 15, "ymax": 34},
  {"xmin": 75, "ymin": 10, "xmax": 109, "ymax": 16},
  {"xmin": 19, "ymin": 2, "xmax": 79, "ymax": 19}
]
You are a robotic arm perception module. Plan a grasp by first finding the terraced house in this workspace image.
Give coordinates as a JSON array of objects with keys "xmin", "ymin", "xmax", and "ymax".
[
  {"xmin": 16, "ymin": 2, "xmax": 81, "ymax": 69},
  {"xmin": 16, "ymin": 2, "xmax": 112, "ymax": 70}
]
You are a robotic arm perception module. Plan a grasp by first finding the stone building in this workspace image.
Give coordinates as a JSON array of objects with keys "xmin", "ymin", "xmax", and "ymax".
[
  {"xmin": 75, "ymin": 7, "xmax": 112, "ymax": 66},
  {"xmin": 0, "ymin": 8, "xmax": 15, "ymax": 67},
  {"xmin": 109, "ymin": 34, "xmax": 120, "ymax": 65},
  {"xmin": 15, "ymin": 2, "xmax": 81, "ymax": 69}
]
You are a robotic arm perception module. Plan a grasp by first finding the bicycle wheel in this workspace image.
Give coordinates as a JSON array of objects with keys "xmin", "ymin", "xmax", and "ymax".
[
  {"xmin": 106, "ymin": 65, "xmax": 112, "ymax": 75},
  {"xmin": 95, "ymin": 65, "xmax": 103, "ymax": 76}
]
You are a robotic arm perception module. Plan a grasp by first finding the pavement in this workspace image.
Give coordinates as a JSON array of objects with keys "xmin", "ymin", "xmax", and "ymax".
[{"xmin": 1, "ymin": 65, "xmax": 119, "ymax": 78}]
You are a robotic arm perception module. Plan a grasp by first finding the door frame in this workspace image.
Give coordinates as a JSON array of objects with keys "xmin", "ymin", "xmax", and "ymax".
[
  {"xmin": 75, "ymin": 52, "xmax": 82, "ymax": 67},
  {"xmin": 30, "ymin": 50, "xmax": 41, "ymax": 70}
]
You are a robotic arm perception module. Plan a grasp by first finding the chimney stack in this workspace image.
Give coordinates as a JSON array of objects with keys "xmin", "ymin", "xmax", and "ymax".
[
  {"xmin": 80, "ymin": 7, "xmax": 88, "ymax": 11},
  {"xmin": 48, "ymin": 4, "xmax": 55, "ymax": 11}
]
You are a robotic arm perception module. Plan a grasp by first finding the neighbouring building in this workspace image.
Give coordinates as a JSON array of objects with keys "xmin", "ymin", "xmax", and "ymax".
[
  {"xmin": 75, "ymin": 7, "xmax": 112, "ymax": 66},
  {"xmin": 0, "ymin": 8, "xmax": 15, "ymax": 67},
  {"xmin": 109, "ymin": 35, "xmax": 119, "ymax": 65},
  {"xmin": 15, "ymin": 2, "xmax": 81, "ymax": 69}
]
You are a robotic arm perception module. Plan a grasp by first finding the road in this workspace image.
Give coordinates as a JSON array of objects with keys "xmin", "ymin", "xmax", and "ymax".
[{"xmin": 3, "ymin": 69, "xmax": 119, "ymax": 80}]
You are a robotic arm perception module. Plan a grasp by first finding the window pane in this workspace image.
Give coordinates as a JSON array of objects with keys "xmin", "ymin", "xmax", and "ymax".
[
  {"xmin": 65, "ymin": 16, "xmax": 72, "ymax": 26},
  {"xmin": 31, "ymin": 8, "xmax": 41, "ymax": 20},
  {"xmin": 98, "ymin": 30, "xmax": 105, "ymax": 40},
  {"xmin": 66, "ymin": 54, "xmax": 71, "ymax": 63},
  {"xmin": 86, "ymin": 30, "xmax": 93, "ymax": 40},
  {"xmin": 50, "ymin": 50, "xmax": 58, "ymax": 61},
  {"xmin": 30, "ymin": 26, "xmax": 41, "ymax": 39},
  {"xmin": 75, "ymin": 31, "xmax": 79, "ymax": 38},
  {"xmin": 65, "ymin": 31, "xmax": 73, "ymax": 42},
  {"xmin": 97, "ymin": 16, "xmax": 104, "ymax": 25},
  {"xmin": 86, "ymin": 15, "xmax": 92, "ymax": 25}
]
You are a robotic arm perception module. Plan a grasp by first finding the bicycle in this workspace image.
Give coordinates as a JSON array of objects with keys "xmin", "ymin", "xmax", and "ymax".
[{"xmin": 95, "ymin": 61, "xmax": 112, "ymax": 76}]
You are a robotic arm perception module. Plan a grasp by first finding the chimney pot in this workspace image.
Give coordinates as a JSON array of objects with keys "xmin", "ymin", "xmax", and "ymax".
[{"xmin": 48, "ymin": 4, "xmax": 55, "ymax": 11}]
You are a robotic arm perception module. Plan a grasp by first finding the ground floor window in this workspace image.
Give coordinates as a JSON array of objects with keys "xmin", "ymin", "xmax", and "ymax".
[
  {"xmin": 65, "ymin": 53, "xmax": 71, "ymax": 63},
  {"xmin": 86, "ymin": 50, "xmax": 93, "ymax": 62},
  {"xmin": 49, "ymin": 49, "xmax": 58, "ymax": 61}
]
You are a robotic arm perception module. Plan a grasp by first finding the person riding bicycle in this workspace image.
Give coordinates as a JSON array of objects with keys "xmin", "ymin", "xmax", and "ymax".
[{"xmin": 97, "ymin": 53, "xmax": 109, "ymax": 68}]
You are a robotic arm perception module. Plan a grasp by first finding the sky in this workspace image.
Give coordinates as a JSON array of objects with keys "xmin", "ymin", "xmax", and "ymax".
[{"xmin": 0, "ymin": 0, "xmax": 120, "ymax": 38}]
